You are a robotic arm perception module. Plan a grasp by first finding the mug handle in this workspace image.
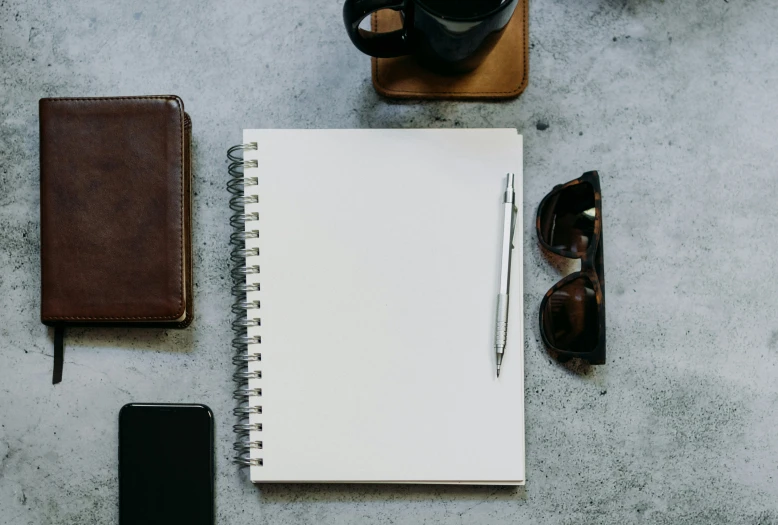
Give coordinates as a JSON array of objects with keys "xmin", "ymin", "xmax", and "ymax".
[{"xmin": 343, "ymin": 0, "xmax": 412, "ymax": 58}]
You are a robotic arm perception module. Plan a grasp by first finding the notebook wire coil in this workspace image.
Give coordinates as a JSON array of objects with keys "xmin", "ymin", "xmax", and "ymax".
[{"xmin": 228, "ymin": 142, "xmax": 263, "ymax": 468}]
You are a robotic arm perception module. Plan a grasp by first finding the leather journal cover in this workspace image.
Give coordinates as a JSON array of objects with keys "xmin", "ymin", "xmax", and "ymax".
[
  {"xmin": 39, "ymin": 95, "xmax": 193, "ymax": 384},
  {"xmin": 371, "ymin": 0, "xmax": 529, "ymax": 100}
]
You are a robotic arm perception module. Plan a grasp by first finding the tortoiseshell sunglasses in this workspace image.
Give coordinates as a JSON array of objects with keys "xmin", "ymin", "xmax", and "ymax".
[{"xmin": 536, "ymin": 171, "xmax": 606, "ymax": 365}]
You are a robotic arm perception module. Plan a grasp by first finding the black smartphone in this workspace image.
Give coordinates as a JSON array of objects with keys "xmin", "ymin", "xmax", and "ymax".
[{"xmin": 119, "ymin": 403, "xmax": 214, "ymax": 525}]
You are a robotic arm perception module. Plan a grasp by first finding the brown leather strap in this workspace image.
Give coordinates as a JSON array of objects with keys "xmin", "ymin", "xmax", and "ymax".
[{"xmin": 53, "ymin": 325, "xmax": 64, "ymax": 384}]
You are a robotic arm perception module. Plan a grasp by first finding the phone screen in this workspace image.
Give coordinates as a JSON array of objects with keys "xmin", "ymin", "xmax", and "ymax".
[{"xmin": 119, "ymin": 404, "xmax": 214, "ymax": 525}]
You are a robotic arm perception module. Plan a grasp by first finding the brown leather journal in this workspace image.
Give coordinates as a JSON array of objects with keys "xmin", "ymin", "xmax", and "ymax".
[{"xmin": 39, "ymin": 95, "xmax": 193, "ymax": 384}]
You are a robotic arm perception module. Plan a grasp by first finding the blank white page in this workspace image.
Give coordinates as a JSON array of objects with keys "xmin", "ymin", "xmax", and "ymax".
[{"xmin": 242, "ymin": 129, "xmax": 524, "ymax": 484}]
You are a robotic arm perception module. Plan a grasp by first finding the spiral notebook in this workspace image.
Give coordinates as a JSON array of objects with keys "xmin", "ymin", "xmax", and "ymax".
[{"xmin": 229, "ymin": 129, "xmax": 525, "ymax": 485}]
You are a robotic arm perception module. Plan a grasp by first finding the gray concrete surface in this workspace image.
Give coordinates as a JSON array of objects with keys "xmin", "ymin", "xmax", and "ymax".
[{"xmin": 2, "ymin": 0, "xmax": 778, "ymax": 523}]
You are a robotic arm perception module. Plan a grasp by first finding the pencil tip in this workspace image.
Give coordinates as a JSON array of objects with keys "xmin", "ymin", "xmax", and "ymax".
[{"xmin": 497, "ymin": 367, "xmax": 501, "ymax": 378}]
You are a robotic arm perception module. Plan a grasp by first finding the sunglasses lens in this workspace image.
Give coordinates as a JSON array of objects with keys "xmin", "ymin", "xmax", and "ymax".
[
  {"xmin": 539, "ymin": 182, "xmax": 596, "ymax": 253},
  {"xmin": 542, "ymin": 275, "xmax": 599, "ymax": 352}
]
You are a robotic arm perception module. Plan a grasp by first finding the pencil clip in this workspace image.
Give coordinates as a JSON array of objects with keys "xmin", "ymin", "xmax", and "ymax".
[
  {"xmin": 510, "ymin": 205, "xmax": 518, "ymax": 250},
  {"xmin": 505, "ymin": 172, "xmax": 518, "ymax": 250}
]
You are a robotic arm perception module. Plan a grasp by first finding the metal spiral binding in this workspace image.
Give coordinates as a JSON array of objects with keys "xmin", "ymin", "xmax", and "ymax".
[{"xmin": 228, "ymin": 142, "xmax": 263, "ymax": 468}]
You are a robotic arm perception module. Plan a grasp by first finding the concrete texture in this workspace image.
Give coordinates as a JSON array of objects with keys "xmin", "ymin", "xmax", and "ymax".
[{"xmin": 1, "ymin": 0, "xmax": 778, "ymax": 523}]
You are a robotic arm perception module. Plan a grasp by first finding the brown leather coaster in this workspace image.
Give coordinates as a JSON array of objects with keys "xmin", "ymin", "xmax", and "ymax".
[{"xmin": 371, "ymin": 0, "xmax": 529, "ymax": 100}]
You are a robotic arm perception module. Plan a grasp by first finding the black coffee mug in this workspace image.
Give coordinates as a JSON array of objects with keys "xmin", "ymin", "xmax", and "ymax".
[{"xmin": 343, "ymin": 0, "xmax": 519, "ymax": 74}]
